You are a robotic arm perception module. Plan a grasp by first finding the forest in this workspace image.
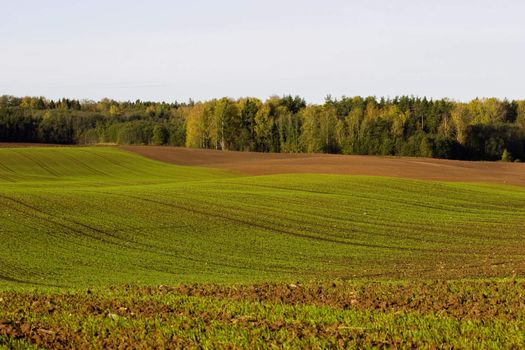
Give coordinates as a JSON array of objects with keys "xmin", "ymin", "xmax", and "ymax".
[{"xmin": 1, "ymin": 94, "xmax": 524, "ymax": 161}]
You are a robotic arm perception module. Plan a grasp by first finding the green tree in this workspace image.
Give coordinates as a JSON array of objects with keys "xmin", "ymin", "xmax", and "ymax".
[
  {"xmin": 516, "ymin": 101, "xmax": 525, "ymax": 130},
  {"xmin": 299, "ymin": 106, "xmax": 321, "ymax": 153},
  {"xmin": 451, "ymin": 104, "xmax": 471, "ymax": 144},
  {"xmin": 167, "ymin": 109, "xmax": 186, "ymax": 146},
  {"xmin": 151, "ymin": 124, "xmax": 168, "ymax": 145},
  {"xmin": 254, "ymin": 104, "xmax": 275, "ymax": 152},
  {"xmin": 340, "ymin": 107, "xmax": 364, "ymax": 154},
  {"xmin": 501, "ymin": 149, "xmax": 512, "ymax": 162},
  {"xmin": 237, "ymin": 98, "xmax": 262, "ymax": 151},
  {"xmin": 209, "ymin": 98, "xmax": 239, "ymax": 150},
  {"xmin": 318, "ymin": 106, "xmax": 339, "ymax": 153},
  {"xmin": 185, "ymin": 104, "xmax": 209, "ymax": 148},
  {"xmin": 467, "ymin": 98, "xmax": 506, "ymax": 124},
  {"xmin": 38, "ymin": 111, "xmax": 75, "ymax": 144}
]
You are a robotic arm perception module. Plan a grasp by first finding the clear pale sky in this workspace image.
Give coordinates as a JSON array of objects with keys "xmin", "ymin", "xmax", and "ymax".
[{"xmin": 1, "ymin": 0, "xmax": 524, "ymax": 103}]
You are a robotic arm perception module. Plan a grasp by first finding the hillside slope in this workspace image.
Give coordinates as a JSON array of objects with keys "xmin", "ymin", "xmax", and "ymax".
[
  {"xmin": 122, "ymin": 145, "xmax": 525, "ymax": 187},
  {"xmin": 0, "ymin": 147, "xmax": 524, "ymax": 287}
]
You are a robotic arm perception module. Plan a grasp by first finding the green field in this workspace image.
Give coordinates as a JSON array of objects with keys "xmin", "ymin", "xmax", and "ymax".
[{"xmin": 1, "ymin": 147, "xmax": 524, "ymax": 348}]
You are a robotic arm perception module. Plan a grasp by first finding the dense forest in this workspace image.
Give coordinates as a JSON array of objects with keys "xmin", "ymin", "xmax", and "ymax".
[{"xmin": 1, "ymin": 94, "xmax": 524, "ymax": 161}]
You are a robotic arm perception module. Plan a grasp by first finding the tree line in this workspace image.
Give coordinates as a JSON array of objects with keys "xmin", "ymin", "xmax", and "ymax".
[{"xmin": 1, "ymin": 94, "xmax": 524, "ymax": 161}]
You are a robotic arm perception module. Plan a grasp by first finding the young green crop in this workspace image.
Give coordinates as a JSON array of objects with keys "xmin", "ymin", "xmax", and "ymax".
[
  {"xmin": 0, "ymin": 147, "xmax": 523, "ymax": 288},
  {"xmin": 1, "ymin": 281, "xmax": 525, "ymax": 349}
]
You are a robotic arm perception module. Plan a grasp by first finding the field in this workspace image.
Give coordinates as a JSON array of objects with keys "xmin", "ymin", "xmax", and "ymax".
[
  {"xmin": 122, "ymin": 145, "xmax": 525, "ymax": 187},
  {"xmin": 1, "ymin": 146, "xmax": 524, "ymax": 348},
  {"xmin": 2, "ymin": 281, "xmax": 525, "ymax": 349}
]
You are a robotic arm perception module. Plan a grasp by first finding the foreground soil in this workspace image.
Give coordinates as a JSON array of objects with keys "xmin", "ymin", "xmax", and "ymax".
[
  {"xmin": 122, "ymin": 146, "xmax": 525, "ymax": 187},
  {"xmin": 1, "ymin": 281, "xmax": 524, "ymax": 349}
]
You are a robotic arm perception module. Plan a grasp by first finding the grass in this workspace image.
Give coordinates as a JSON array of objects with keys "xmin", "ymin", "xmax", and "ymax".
[{"xmin": 0, "ymin": 146, "xmax": 524, "ymax": 348}]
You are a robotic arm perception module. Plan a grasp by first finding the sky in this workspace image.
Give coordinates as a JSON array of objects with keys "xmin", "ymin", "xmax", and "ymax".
[{"xmin": 1, "ymin": 0, "xmax": 524, "ymax": 103}]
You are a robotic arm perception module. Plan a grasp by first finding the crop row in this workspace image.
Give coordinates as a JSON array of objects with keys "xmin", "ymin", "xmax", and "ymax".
[{"xmin": 1, "ymin": 280, "xmax": 524, "ymax": 349}]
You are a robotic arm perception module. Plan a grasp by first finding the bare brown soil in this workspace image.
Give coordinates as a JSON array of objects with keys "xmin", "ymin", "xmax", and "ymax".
[{"xmin": 122, "ymin": 146, "xmax": 525, "ymax": 187}]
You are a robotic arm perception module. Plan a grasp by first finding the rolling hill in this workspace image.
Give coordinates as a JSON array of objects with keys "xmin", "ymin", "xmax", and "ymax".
[{"xmin": 1, "ymin": 146, "xmax": 524, "ymax": 288}]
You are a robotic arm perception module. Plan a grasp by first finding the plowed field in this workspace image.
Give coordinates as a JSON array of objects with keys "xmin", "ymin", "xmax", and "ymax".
[{"xmin": 123, "ymin": 145, "xmax": 525, "ymax": 187}]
